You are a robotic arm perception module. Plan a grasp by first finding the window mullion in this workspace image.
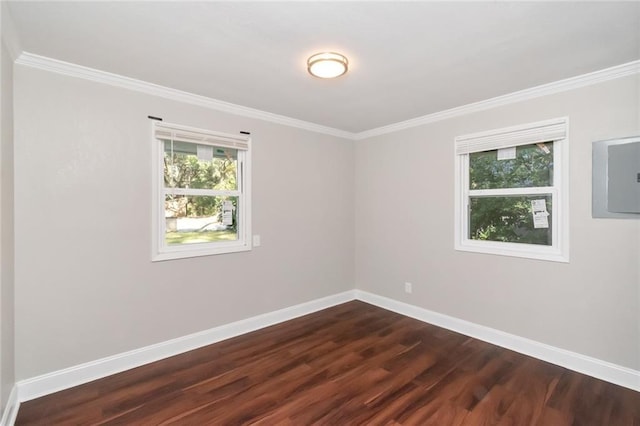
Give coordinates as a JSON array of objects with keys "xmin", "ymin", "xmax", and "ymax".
[
  {"xmin": 469, "ymin": 187, "xmax": 554, "ymax": 197},
  {"xmin": 164, "ymin": 188, "xmax": 240, "ymax": 197}
]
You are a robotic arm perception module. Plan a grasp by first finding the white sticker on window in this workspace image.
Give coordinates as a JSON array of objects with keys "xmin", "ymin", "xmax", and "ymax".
[
  {"xmin": 536, "ymin": 143, "xmax": 551, "ymax": 154},
  {"xmin": 497, "ymin": 147, "xmax": 516, "ymax": 160},
  {"xmin": 197, "ymin": 145, "xmax": 213, "ymax": 162},
  {"xmin": 531, "ymin": 199, "xmax": 549, "ymax": 229},
  {"xmin": 222, "ymin": 201, "xmax": 234, "ymax": 226}
]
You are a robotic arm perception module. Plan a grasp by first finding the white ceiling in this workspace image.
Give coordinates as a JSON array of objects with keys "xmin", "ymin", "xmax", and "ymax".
[{"xmin": 6, "ymin": 1, "xmax": 640, "ymax": 133}]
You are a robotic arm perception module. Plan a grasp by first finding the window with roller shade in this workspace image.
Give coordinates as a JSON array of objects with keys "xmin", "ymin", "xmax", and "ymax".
[
  {"xmin": 152, "ymin": 121, "xmax": 251, "ymax": 261},
  {"xmin": 454, "ymin": 118, "xmax": 569, "ymax": 262}
]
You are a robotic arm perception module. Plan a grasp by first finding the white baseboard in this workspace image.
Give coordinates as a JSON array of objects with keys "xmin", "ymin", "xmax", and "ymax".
[
  {"xmin": 1, "ymin": 385, "xmax": 19, "ymax": 426},
  {"xmin": 355, "ymin": 290, "xmax": 640, "ymax": 392},
  {"xmin": 14, "ymin": 288, "xmax": 640, "ymax": 407},
  {"xmin": 17, "ymin": 291, "xmax": 356, "ymax": 402}
]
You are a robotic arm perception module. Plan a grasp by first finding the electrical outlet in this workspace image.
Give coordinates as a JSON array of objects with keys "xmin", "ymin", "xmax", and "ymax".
[{"xmin": 404, "ymin": 282, "xmax": 412, "ymax": 294}]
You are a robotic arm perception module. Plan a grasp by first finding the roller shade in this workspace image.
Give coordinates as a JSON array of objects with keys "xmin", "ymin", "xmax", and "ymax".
[
  {"xmin": 455, "ymin": 118, "xmax": 567, "ymax": 155},
  {"xmin": 154, "ymin": 122, "xmax": 249, "ymax": 151}
]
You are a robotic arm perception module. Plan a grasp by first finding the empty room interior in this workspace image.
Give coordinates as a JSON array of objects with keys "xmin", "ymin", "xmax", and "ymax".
[{"xmin": 1, "ymin": 1, "xmax": 640, "ymax": 425}]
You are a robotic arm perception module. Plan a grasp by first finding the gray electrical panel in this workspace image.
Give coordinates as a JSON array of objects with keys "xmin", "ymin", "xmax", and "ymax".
[
  {"xmin": 607, "ymin": 143, "xmax": 640, "ymax": 213},
  {"xmin": 592, "ymin": 136, "xmax": 640, "ymax": 218}
]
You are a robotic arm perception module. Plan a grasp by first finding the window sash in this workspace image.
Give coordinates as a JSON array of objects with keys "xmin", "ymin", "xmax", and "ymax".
[
  {"xmin": 465, "ymin": 190, "xmax": 556, "ymax": 245},
  {"xmin": 161, "ymin": 195, "xmax": 247, "ymax": 249}
]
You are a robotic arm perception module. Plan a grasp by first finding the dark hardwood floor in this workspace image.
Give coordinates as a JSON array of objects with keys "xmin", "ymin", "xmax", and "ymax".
[{"xmin": 16, "ymin": 301, "xmax": 640, "ymax": 425}]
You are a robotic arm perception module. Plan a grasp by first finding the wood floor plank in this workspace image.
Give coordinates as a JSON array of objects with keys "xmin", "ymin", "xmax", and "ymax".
[{"xmin": 16, "ymin": 301, "xmax": 640, "ymax": 425}]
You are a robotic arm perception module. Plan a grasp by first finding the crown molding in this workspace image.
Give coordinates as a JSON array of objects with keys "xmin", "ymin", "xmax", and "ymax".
[
  {"xmin": 15, "ymin": 52, "xmax": 356, "ymax": 140},
  {"xmin": 354, "ymin": 60, "xmax": 640, "ymax": 140},
  {"xmin": 14, "ymin": 52, "xmax": 640, "ymax": 142}
]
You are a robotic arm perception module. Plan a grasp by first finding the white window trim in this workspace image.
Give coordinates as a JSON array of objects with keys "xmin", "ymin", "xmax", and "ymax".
[
  {"xmin": 151, "ymin": 121, "xmax": 252, "ymax": 261},
  {"xmin": 454, "ymin": 117, "xmax": 569, "ymax": 262}
]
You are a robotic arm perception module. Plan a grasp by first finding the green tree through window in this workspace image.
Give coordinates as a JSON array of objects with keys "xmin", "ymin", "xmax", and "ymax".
[
  {"xmin": 163, "ymin": 141, "xmax": 239, "ymax": 245},
  {"xmin": 468, "ymin": 142, "xmax": 554, "ymax": 245}
]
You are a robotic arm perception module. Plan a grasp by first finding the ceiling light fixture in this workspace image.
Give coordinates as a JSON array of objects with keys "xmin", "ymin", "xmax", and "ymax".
[{"xmin": 307, "ymin": 52, "xmax": 349, "ymax": 79}]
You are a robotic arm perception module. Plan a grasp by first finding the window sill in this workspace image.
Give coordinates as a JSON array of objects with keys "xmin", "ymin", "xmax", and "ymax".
[
  {"xmin": 455, "ymin": 241, "xmax": 569, "ymax": 263},
  {"xmin": 152, "ymin": 243, "xmax": 252, "ymax": 262}
]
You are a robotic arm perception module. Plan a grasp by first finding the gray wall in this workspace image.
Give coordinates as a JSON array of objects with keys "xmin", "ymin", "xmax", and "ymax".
[
  {"xmin": 14, "ymin": 66, "xmax": 355, "ymax": 379},
  {"xmin": 0, "ymin": 6, "xmax": 16, "ymax": 412},
  {"xmin": 355, "ymin": 75, "xmax": 640, "ymax": 370}
]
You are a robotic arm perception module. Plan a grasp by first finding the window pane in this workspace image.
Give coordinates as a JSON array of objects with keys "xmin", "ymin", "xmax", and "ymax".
[
  {"xmin": 469, "ymin": 195, "xmax": 552, "ymax": 245},
  {"xmin": 163, "ymin": 140, "xmax": 237, "ymax": 190},
  {"xmin": 469, "ymin": 142, "xmax": 553, "ymax": 190},
  {"xmin": 165, "ymin": 195, "xmax": 238, "ymax": 245}
]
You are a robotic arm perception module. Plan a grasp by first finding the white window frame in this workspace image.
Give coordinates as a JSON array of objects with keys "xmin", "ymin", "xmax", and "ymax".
[
  {"xmin": 151, "ymin": 121, "xmax": 251, "ymax": 261},
  {"xmin": 454, "ymin": 117, "xmax": 569, "ymax": 262}
]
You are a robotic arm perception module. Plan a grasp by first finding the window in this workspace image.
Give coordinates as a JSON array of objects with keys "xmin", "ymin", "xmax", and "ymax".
[
  {"xmin": 454, "ymin": 118, "xmax": 569, "ymax": 262},
  {"xmin": 152, "ymin": 121, "xmax": 251, "ymax": 261}
]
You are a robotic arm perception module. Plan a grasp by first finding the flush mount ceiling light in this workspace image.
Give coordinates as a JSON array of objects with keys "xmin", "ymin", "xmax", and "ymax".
[{"xmin": 307, "ymin": 52, "xmax": 349, "ymax": 79}]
